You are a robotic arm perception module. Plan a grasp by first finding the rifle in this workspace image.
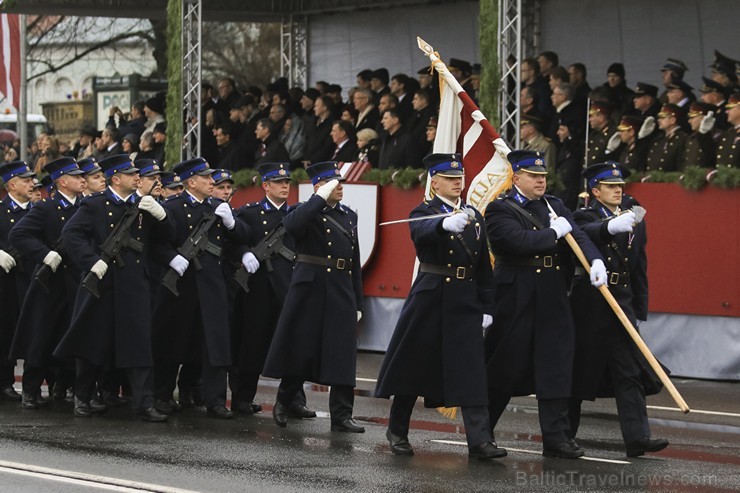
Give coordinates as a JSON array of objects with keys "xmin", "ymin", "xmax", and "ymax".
[
  {"xmin": 161, "ymin": 193, "xmax": 234, "ymax": 297},
  {"xmin": 82, "ymin": 183, "xmax": 157, "ymax": 298},
  {"xmin": 34, "ymin": 236, "xmax": 64, "ymax": 293},
  {"xmin": 233, "ymin": 223, "xmax": 295, "ymax": 293}
]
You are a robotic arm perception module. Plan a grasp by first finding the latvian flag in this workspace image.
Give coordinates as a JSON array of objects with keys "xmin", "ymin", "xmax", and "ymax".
[{"xmin": 0, "ymin": 14, "xmax": 21, "ymax": 111}]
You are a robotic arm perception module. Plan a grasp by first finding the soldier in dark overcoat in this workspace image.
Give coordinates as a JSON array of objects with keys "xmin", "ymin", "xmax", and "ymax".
[
  {"xmin": 229, "ymin": 162, "xmax": 313, "ymax": 418},
  {"xmin": 681, "ymin": 102, "xmax": 717, "ymax": 169},
  {"xmin": 262, "ymin": 161, "xmax": 364, "ymax": 433},
  {"xmin": 149, "ymin": 157, "xmax": 248, "ymax": 419},
  {"xmin": 484, "ymin": 150, "xmax": 605, "ymax": 459},
  {"xmin": 54, "ymin": 154, "xmax": 170, "ymax": 422},
  {"xmin": 715, "ymin": 93, "xmax": 740, "ymax": 168},
  {"xmin": 568, "ymin": 162, "xmax": 669, "ymax": 458},
  {"xmin": 645, "ymin": 104, "xmax": 688, "ymax": 172},
  {"xmin": 9, "ymin": 158, "xmax": 85, "ymax": 409},
  {"xmin": 375, "ymin": 153, "xmax": 506, "ymax": 460},
  {"xmin": 0, "ymin": 161, "xmax": 38, "ymax": 402}
]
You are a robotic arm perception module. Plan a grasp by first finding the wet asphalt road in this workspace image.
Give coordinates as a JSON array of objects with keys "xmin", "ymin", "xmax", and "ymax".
[{"xmin": 0, "ymin": 353, "xmax": 738, "ymax": 493}]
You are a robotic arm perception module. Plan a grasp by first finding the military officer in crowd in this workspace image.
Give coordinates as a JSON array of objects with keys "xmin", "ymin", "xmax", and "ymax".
[
  {"xmin": 568, "ymin": 162, "xmax": 669, "ymax": 458},
  {"xmin": 682, "ymin": 102, "xmax": 717, "ymax": 169},
  {"xmin": 230, "ymin": 162, "xmax": 314, "ymax": 419},
  {"xmin": 150, "ymin": 158, "xmax": 248, "ymax": 419},
  {"xmin": 586, "ymin": 101, "xmax": 617, "ymax": 166},
  {"xmin": 211, "ymin": 169, "xmax": 235, "ymax": 201},
  {"xmin": 375, "ymin": 153, "xmax": 505, "ymax": 460},
  {"xmin": 55, "ymin": 154, "xmax": 170, "ymax": 422},
  {"xmin": 9, "ymin": 157, "xmax": 85, "ymax": 409},
  {"xmin": 484, "ymin": 150, "xmax": 606, "ymax": 459},
  {"xmin": 715, "ymin": 93, "xmax": 740, "ymax": 168},
  {"xmin": 645, "ymin": 104, "xmax": 688, "ymax": 172},
  {"xmin": 606, "ymin": 115, "xmax": 649, "ymax": 172},
  {"xmin": 80, "ymin": 157, "xmax": 107, "ymax": 197},
  {"xmin": 0, "ymin": 161, "xmax": 38, "ymax": 402},
  {"xmin": 699, "ymin": 77, "xmax": 729, "ymax": 133},
  {"xmin": 520, "ymin": 113, "xmax": 557, "ymax": 170},
  {"xmin": 262, "ymin": 161, "xmax": 364, "ymax": 433}
]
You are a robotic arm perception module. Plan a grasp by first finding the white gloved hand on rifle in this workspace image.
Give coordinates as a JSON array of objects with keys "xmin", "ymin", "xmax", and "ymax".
[
  {"xmin": 90, "ymin": 259, "xmax": 108, "ymax": 280},
  {"xmin": 589, "ymin": 259, "xmax": 607, "ymax": 287},
  {"xmin": 138, "ymin": 195, "xmax": 166, "ymax": 221},
  {"xmin": 0, "ymin": 249, "xmax": 16, "ymax": 273},
  {"xmin": 442, "ymin": 212, "xmax": 468, "ymax": 234},
  {"xmin": 169, "ymin": 254, "xmax": 189, "ymax": 277},
  {"xmin": 549, "ymin": 216, "xmax": 572, "ymax": 239},
  {"xmin": 214, "ymin": 202, "xmax": 235, "ymax": 230},
  {"xmin": 607, "ymin": 210, "xmax": 635, "ymax": 235},
  {"xmin": 316, "ymin": 179, "xmax": 339, "ymax": 201},
  {"xmin": 43, "ymin": 251, "xmax": 63, "ymax": 273},
  {"xmin": 241, "ymin": 252, "xmax": 260, "ymax": 274}
]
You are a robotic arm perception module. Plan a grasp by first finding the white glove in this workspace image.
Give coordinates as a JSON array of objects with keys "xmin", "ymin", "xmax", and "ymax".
[
  {"xmin": 482, "ymin": 314, "xmax": 493, "ymax": 329},
  {"xmin": 607, "ymin": 211, "xmax": 635, "ymax": 235},
  {"xmin": 442, "ymin": 212, "xmax": 468, "ymax": 233},
  {"xmin": 214, "ymin": 202, "xmax": 235, "ymax": 230},
  {"xmin": 316, "ymin": 179, "xmax": 340, "ymax": 201},
  {"xmin": 638, "ymin": 116, "xmax": 655, "ymax": 140},
  {"xmin": 138, "ymin": 195, "xmax": 166, "ymax": 221},
  {"xmin": 699, "ymin": 111, "xmax": 715, "ymax": 135},
  {"xmin": 90, "ymin": 259, "xmax": 108, "ymax": 280},
  {"xmin": 549, "ymin": 216, "xmax": 572, "ymax": 239},
  {"xmin": 606, "ymin": 132, "xmax": 621, "ymax": 153},
  {"xmin": 169, "ymin": 254, "xmax": 189, "ymax": 276},
  {"xmin": 0, "ymin": 249, "xmax": 16, "ymax": 273},
  {"xmin": 43, "ymin": 251, "xmax": 63, "ymax": 273},
  {"xmin": 589, "ymin": 259, "xmax": 607, "ymax": 288},
  {"xmin": 357, "ymin": 311, "xmax": 363, "ymax": 322},
  {"xmin": 241, "ymin": 252, "xmax": 260, "ymax": 274}
]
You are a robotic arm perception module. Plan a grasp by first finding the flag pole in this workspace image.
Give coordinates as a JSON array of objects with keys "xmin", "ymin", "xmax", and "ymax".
[{"xmin": 18, "ymin": 14, "xmax": 27, "ymax": 161}]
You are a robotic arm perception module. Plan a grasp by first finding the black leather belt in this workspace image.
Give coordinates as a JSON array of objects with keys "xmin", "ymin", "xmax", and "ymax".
[
  {"xmin": 496, "ymin": 254, "xmax": 559, "ymax": 268},
  {"xmin": 575, "ymin": 267, "xmax": 630, "ymax": 286},
  {"xmin": 419, "ymin": 263, "xmax": 475, "ymax": 280},
  {"xmin": 296, "ymin": 253, "xmax": 352, "ymax": 270}
]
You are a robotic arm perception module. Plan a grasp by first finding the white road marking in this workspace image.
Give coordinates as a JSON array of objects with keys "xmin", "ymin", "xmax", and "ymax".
[
  {"xmin": 356, "ymin": 377, "xmax": 377, "ymax": 383},
  {"xmin": 430, "ymin": 440, "xmax": 631, "ymax": 464},
  {"xmin": 0, "ymin": 461, "xmax": 200, "ymax": 493}
]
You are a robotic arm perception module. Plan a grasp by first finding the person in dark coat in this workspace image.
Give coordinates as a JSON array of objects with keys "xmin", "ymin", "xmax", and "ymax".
[
  {"xmin": 9, "ymin": 158, "xmax": 85, "ymax": 409},
  {"xmin": 377, "ymin": 109, "xmax": 421, "ymax": 169},
  {"xmin": 568, "ymin": 162, "xmax": 669, "ymax": 458},
  {"xmin": 214, "ymin": 122, "xmax": 242, "ymax": 171},
  {"xmin": 302, "ymin": 95, "xmax": 336, "ymax": 167},
  {"xmin": 606, "ymin": 115, "xmax": 650, "ymax": 173},
  {"xmin": 645, "ymin": 104, "xmax": 688, "ymax": 172},
  {"xmin": 484, "ymin": 150, "xmax": 606, "ymax": 459},
  {"xmin": 554, "ymin": 116, "xmax": 585, "ymax": 211},
  {"xmin": 255, "ymin": 118, "xmax": 290, "ymax": 166},
  {"xmin": 715, "ymin": 93, "xmax": 740, "ymax": 168},
  {"xmin": 375, "ymin": 153, "xmax": 506, "ymax": 460},
  {"xmin": 262, "ymin": 161, "xmax": 364, "ymax": 433},
  {"xmin": 229, "ymin": 162, "xmax": 314, "ymax": 418},
  {"xmin": 53, "ymin": 155, "xmax": 169, "ymax": 422},
  {"xmin": 149, "ymin": 158, "xmax": 248, "ymax": 419},
  {"xmin": 329, "ymin": 120, "xmax": 358, "ymax": 163},
  {"xmin": 0, "ymin": 161, "xmax": 38, "ymax": 402},
  {"xmin": 681, "ymin": 102, "xmax": 717, "ymax": 169}
]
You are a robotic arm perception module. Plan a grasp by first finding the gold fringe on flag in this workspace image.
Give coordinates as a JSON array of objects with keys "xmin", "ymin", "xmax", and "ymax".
[{"xmin": 436, "ymin": 406, "xmax": 459, "ymax": 420}]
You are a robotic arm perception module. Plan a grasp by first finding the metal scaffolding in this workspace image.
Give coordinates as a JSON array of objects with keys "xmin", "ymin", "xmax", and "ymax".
[
  {"xmin": 497, "ymin": 0, "xmax": 540, "ymax": 148},
  {"xmin": 280, "ymin": 15, "xmax": 308, "ymax": 89},
  {"xmin": 182, "ymin": 0, "xmax": 202, "ymax": 160}
]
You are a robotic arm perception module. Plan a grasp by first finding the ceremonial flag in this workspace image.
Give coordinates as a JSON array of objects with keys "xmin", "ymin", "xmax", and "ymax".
[{"xmin": 0, "ymin": 13, "xmax": 21, "ymax": 111}]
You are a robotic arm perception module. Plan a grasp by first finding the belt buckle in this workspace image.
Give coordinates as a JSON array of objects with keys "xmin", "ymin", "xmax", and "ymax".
[
  {"xmin": 456, "ymin": 266, "xmax": 466, "ymax": 279},
  {"xmin": 336, "ymin": 258, "xmax": 346, "ymax": 270},
  {"xmin": 609, "ymin": 272, "xmax": 619, "ymax": 285},
  {"xmin": 543, "ymin": 255, "xmax": 553, "ymax": 268}
]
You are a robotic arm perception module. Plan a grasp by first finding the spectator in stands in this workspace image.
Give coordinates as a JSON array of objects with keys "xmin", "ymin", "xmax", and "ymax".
[
  {"xmin": 300, "ymin": 88, "xmax": 320, "ymax": 131},
  {"xmin": 151, "ymin": 122, "xmax": 166, "ymax": 163},
  {"xmin": 280, "ymin": 116, "xmax": 306, "ymax": 169},
  {"xmin": 520, "ymin": 113, "xmax": 556, "ymax": 171},
  {"xmin": 645, "ymin": 103, "xmax": 687, "ymax": 172},
  {"xmin": 607, "ymin": 115, "xmax": 648, "ymax": 172},
  {"xmin": 356, "ymin": 69, "xmax": 373, "ymax": 90},
  {"xmin": 100, "ymin": 127, "xmax": 123, "ymax": 158},
  {"xmin": 340, "ymin": 105, "xmax": 358, "ymax": 127},
  {"xmin": 122, "ymin": 133, "xmax": 140, "ymax": 161},
  {"xmin": 371, "ymin": 68, "xmax": 391, "ymax": 105},
  {"xmin": 548, "ymin": 82, "xmax": 584, "ymax": 145},
  {"xmin": 255, "ymin": 118, "xmax": 290, "ymax": 167},
  {"xmin": 137, "ymin": 132, "xmax": 156, "ymax": 160},
  {"xmin": 586, "ymin": 101, "xmax": 617, "ymax": 165},
  {"xmin": 377, "ymin": 109, "xmax": 421, "ymax": 169},
  {"xmin": 700, "ymin": 77, "xmax": 730, "ymax": 131},
  {"xmin": 568, "ymin": 63, "xmax": 591, "ymax": 111},
  {"xmin": 632, "ymin": 83, "xmax": 661, "ymax": 119},
  {"xmin": 33, "ymin": 134, "xmax": 62, "ymax": 175},
  {"xmin": 658, "ymin": 58, "xmax": 691, "ymax": 104},
  {"xmin": 555, "ymin": 115, "xmax": 585, "ymax": 210},
  {"xmin": 709, "ymin": 51, "xmax": 738, "ymax": 92},
  {"xmin": 107, "ymin": 101, "xmax": 147, "ymax": 139},
  {"xmin": 315, "ymin": 80, "xmax": 330, "ymax": 94},
  {"xmin": 682, "ymin": 101, "xmax": 717, "ymax": 169},
  {"xmin": 390, "ymin": 73, "xmax": 413, "ymax": 121},
  {"xmin": 355, "ymin": 128, "xmax": 380, "ymax": 168},
  {"xmin": 303, "ymin": 94, "xmax": 335, "ymax": 166},
  {"xmin": 521, "ymin": 57, "xmax": 551, "ymax": 118},
  {"xmin": 603, "ymin": 63, "xmax": 635, "ymax": 120},
  {"xmin": 666, "ymin": 79, "xmax": 693, "ymax": 109},
  {"xmin": 329, "ymin": 120, "xmax": 358, "ymax": 163},
  {"xmin": 406, "ymin": 89, "xmax": 437, "ymax": 152},
  {"xmin": 326, "ymin": 84, "xmax": 345, "ymax": 117},
  {"xmin": 424, "ymin": 116, "xmax": 437, "ymax": 156},
  {"xmin": 71, "ymin": 124, "xmax": 97, "ymax": 160},
  {"xmin": 214, "ymin": 122, "xmax": 241, "ymax": 171},
  {"xmin": 448, "ymin": 58, "xmax": 475, "ymax": 100},
  {"xmin": 538, "ymin": 51, "xmax": 559, "ymax": 79},
  {"xmin": 377, "ymin": 94, "xmax": 399, "ymax": 122},
  {"xmin": 216, "ymin": 77, "xmax": 240, "ymax": 117},
  {"xmin": 143, "ymin": 94, "xmax": 166, "ymax": 139},
  {"xmin": 353, "ymin": 88, "xmax": 380, "ymax": 132}
]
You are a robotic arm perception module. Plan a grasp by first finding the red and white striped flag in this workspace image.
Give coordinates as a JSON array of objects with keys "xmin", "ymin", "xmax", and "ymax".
[{"xmin": 0, "ymin": 13, "xmax": 22, "ymax": 111}]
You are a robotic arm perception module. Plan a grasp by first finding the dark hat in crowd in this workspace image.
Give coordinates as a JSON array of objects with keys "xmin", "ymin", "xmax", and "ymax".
[
  {"xmin": 448, "ymin": 58, "xmax": 472, "ymax": 75},
  {"xmin": 153, "ymin": 122, "xmax": 167, "ymax": 135},
  {"xmin": 725, "ymin": 92, "xmax": 740, "ymax": 109},
  {"xmin": 588, "ymin": 101, "xmax": 613, "ymax": 118},
  {"xmin": 582, "ymin": 161, "xmax": 630, "ymax": 190},
  {"xmin": 661, "ymin": 58, "xmax": 689, "ymax": 77},
  {"xmin": 31, "ymin": 177, "xmax": 43, "ymax": 189},
  {"xmin": 472, "ymin": 63, "xmax": 482, "ymax": 75},
  {"xmin": 258, "ymin": 162, "xmax": 291, "ymax": 182},
  {"xmin": 371, "ymin": 68, "xmax": 390, "ymax": 85},
  {"xmin": 658, "ymin": 103, "xmax": 683, "ymax": 120},
  {"xmin": 44, "ymin": 157, "xmax": 84, "ymax": 181},
  {"xmin": 520, "ymin": 113, "xmax": 545, "ymax": 132},
  {"xmin": 710, "ymin": 50, "xmax": 738, "ymax": 82},
  {"xmin": 145, "ymin": 96, "xmax": 165, "ymax": 115},
  {"xmin": 303, "ymin": 88, "xmax": 320, "ymax": 102},
  {"xmin": 173, "ymin": 157, "xmax": 214, "ymax": 181},
  {"xmin": 0, "ymin": 160, "xmax": 34, "ymax": 183},
  {"xmin": 417, "ymin": 66, "xmax": 432, "ymax": 75},
  {"xmin": 607, "ymin": 63, "xmax": 625, "ymax": 79},
  {"xmin": 617, "ymin": 115, "xmax": 643, "ymax": 133},
  {"xmin": 424, "ymin": 153, "xmax": 464, "ymax": 177},
  {"xmin": 122, "ymin": 133, "xmax": 139, "ymax": 146},
  {"xmin": 507, "ymin": 150, "xmax": 546, "ymax": 174},
  {"xmin": 306, "ymin": 161, "xmax": 345, "ymax": 185},
  {"xmin": 79, "ymin": 124, "xmax": 98, "ymax": 138},
  {"xmin": 99, "ymin": 154, "xmax": 137, "ymax": 179},
  {"xmin": 426, "ymin": 116, "xmax": 438, "ymax": 128},
  {"xmin": 212, "ymin": 169, "xmax": 234, "ymax": 185},
  {"xmin": 700, "ymin": 76, "xmax": 725, "ymax": 94},
  {"xmin": 666, "ymin": 79, "xmax": 693, "ymax": 94},
  {"xmin": 160, "ymin": 171, "xmax": 183, "ymax": 190},
  {"xmin": 634, "ymin": 82, "xmax": 659, "ymax": 98},
  {"xmin": 134, "ymin": 158, "xmax": 162, "ymax": 177},
  {"xmin": 687, "ymin": 101, "xmax": 716, "ymax": 118},
  {"xmin": 78, "ymin": 157, "xmax": 102, "ymax": 175}
]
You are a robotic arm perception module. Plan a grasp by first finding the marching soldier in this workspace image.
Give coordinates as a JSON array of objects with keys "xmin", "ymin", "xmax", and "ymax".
[
  {"xmin": 0, "ymin": 161, "xmax": 37, "ymax": 402},
  {"xmin": 645, "ymin": 104, "xmax": 688, "ymax": 172},
  {"xmin": 715, "ymin": 93, "xmax": 740, "ymax": 168},
  {"xmin": 586, "ymin": 101, "xmax": 617, "ymax": 166},
  {"xmin": 230, "ymin": 162, "xmax": 314, "ymax": 418},
  {"xmin": 9, "ymin": 157, "xmax": 85, "ymax": 409},
  {"xmin": 211, "ymin": 169, "xmax": 234, "ymax": 202},
  {"xmin": 160, "ymin": 172, "xmax": 184, "ymax": 199},
  {"xmin": 375, "ymin": 153, "xmax": 505, "ymax": 460},
  {"xmin": 484, "ymin": 150, "xmax": 606, "ymax": 459},
  {"xmin": 80, "ymin": 157, "xmax": 106, "ymax": 196},
  {"xmin": 568, "ymin": 162, "xmax": 668, "ymax": 458},
  {"xmin": 55, "ymin": 154, "xmax": 170, "ymax": 422},
  {"xmin": 682, "ymin": 102, "xmax": 717, "ymax": 169},
  {"xmin": 262, "ymin": 161, "xmax": 364, "ymax": 433},
  {"xmin": 150, "ymin": 158, "xmax": 248, "ymax": 419}
]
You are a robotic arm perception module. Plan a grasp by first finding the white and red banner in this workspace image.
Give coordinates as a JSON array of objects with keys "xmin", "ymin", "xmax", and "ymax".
[{"xmin": 0, "ymin": 13, "xmax": 22, "ymax": 111}]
